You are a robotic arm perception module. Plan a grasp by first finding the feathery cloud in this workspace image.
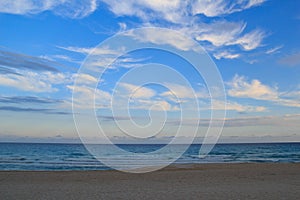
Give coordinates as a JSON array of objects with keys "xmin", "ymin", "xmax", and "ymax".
[
  {"xmin": 0, "ymin": 71, "xmax": 69, "ymax": 92},
  {"xmin": 192, "ymin": 0, "xmax": 265, "ymax": 17},
  {"xmin": 0, "ymin": 49, "xmax": 60, "ymax": 72},
  {"xmin": 0, "ymin": 0, "xmax": 98, "ymax": 19}
]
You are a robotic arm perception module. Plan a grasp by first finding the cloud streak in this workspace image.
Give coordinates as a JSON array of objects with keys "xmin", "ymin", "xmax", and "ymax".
[
  {"xmin": 0, "ymin": 0, "xmax": 98, "ymax": 19},
  {"xmin": 0, "ymin": 66, "xmax": 20, "ymax": 75},
  {"xmin": 0, "ymin": 106, "xmax": 70, "ymax": 115},
  {"xmin": 167, "ymin": 114, "xmax": 300, "ymax": 128},
  {"xmin": 192, "ymin": 0, "xmax": 265, "ymax": 17},
  {"xmin": 0, "ymin": 71, "xmax": 70, "ymax": 92},
  {"xmin": 0, "ymin": 49, "xmax": 60, "ymax": 72},
  {"xmin": 0, "ymin": 96, "xmax": 63, "ymax": 104},
  {"xmin": 96, "ymin": 113, "xmax": 300, "ymax": 128}
]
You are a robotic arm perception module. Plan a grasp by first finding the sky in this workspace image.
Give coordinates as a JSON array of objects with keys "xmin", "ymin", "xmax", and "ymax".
[{"xmin": 0, "ymin": 0, "xmax": 299, "ymax": 143}]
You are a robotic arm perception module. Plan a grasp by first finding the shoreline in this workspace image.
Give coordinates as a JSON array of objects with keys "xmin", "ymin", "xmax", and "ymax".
[{"xmin": 1, "ymin": 163, "xmax": 300, "ymax": 199}]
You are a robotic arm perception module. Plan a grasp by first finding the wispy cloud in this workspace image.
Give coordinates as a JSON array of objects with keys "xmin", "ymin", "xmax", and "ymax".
[
  {"xmin": 0, "ymin": 96, "xmax": 63, "ymax": 104},
  {"xmin": 0, "ymin": 71, "xmax": 70, "ymax": 92},
  {"xmin": 233, "ymin": 29, "xmax": 266, "ymax": 51},
  {"xmin": 101, "ymin": 0, "xmax": 186, "ymax": 24},
  {"xmin": 213, "ymin": 51, "xmax": 240, "ymax": 60},
  {"xmin": 0, "ymin": 66, "xmax": 20, "ymax": 75},
  {"xmin": 67, "ymin": 84, "xmax": 111, "ymax": 109},
  {"xmin": 0, "ymin": 49, "xmax": 77, "ymax": 92},
  {"xmin": 266, "ymin": 45, "xmax": 283, "ymax": 54},
  {"xmin": 0, "ymin": 0, "xmax": 98, "ymax": 19},
  {"xmin": 58, "ymin": 46, "xmax": 122, "ymax": 56},
  {"xmin": 102, "ymin": 0, "xmax": 267, "ymax": 58},
  {"xmin": 107, "ymin": 82, "xmax": 264, "ymax": 113},
  {"xmin": 126, "ymin": 28, "xmax": 199, "ymax": 51},
  {"xmin": 0, "ymin": 1, "xmax": 269, "ymax": 61},
  {"xmin": 117, "ymin": 82, "xmax": 156, "ymax": 99},
  {"xmin": 192, "ymin": 0, "xmax": 265, "ymax": 17},
  {"xmin": 193, "ymin": 21, "xmax": 245, "ymax": 47},
  {"xmin": 102, "ymin": 0, "xmax": 266, "ymax": 23},
  {"xmin": 40, "ymin": 54, "xmax": 81, "ymax": 65},
  {"xmin": 59, "ymin": 45, "xmax": 150, "ymax": 70},
  {"xmin": 160, "ymin": 82, "xmax": 209, "ymax": 101},
  {"xmin": 0, "ymin": 49, "xmax": 60, "ymax": 72},
  {"xmin": 222, "ymin": 114, "xmax": 300, "ymax": 127},
  {"xmin": 218, "ymin": 100, "xmax": 266, "ymax": 113},
  {"xmin": 0, "ymin": 106, "xmax": 70, "ymax": 115},
  {"xmin": 167, "ymin": 114, "xmax": 300, "ymax": 128},
  {"xmin": 111, "ymin": 82, "xmax": 176, "ymax": 111}
]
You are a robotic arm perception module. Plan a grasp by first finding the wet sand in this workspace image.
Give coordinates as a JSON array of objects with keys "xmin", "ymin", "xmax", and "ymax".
[{"xmin": 1, "ymin": 163, "xmax": 300, "ymax": 200}]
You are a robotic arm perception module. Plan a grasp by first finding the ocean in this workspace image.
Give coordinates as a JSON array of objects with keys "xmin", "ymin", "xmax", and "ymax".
[{"xmin": 0, "ymin": 143, "xmax": 299, "ymax": 171}]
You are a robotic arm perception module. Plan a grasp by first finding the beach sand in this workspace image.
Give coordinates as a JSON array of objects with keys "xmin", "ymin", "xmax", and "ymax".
[{"xmin": 1, "ymin": 163, "xmax": 299, "ymax": 200}]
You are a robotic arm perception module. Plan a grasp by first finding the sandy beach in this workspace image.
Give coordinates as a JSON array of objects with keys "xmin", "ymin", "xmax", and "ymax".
[{"xmin": 1, "ymin": 163, "xmax": 299, "ymax": 200}]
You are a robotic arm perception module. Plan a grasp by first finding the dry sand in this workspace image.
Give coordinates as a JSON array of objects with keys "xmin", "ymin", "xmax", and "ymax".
[{"xmin": 1, "ymin": 163, "xmax": 300, "ymax": 200}]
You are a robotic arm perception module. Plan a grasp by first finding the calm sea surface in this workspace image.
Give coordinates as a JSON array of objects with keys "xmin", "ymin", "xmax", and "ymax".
[{"xmin": 0, "ymin": 143, "xmax": 299, "ymax": 170}]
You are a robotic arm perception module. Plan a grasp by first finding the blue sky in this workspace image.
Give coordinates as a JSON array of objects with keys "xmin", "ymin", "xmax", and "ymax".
[{"xmin": 0, "ymin": 0, "xmax": 299, "ymax": 143}]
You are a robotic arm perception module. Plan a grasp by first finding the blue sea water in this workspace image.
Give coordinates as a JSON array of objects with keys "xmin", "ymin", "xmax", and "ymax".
[{"xmin": 0, "ymin": 143, "xmax": 299, "ymax": 170}]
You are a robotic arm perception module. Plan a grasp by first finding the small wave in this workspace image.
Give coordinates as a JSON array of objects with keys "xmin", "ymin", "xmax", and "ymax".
[{"xmin": 69, "ymin": 152, "xmax": 86, "ymax": 156}]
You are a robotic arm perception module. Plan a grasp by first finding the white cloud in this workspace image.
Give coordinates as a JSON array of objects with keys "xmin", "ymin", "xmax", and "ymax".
[
  {"xmin": 70, "ymin": 82, "xmax": 174, "ymax": 111},
  {"xmin": 276, "ymin": 99, "xmax": 300, "ymax": 108},
  {"xmin": 224, "ymin": 101, "xmax": 266, "ymax": 112},
  {"xmin": 117, "ymin": 83, "xmax": 156, "ymax": 99},
  {"xmin": 227, "ymin": 75, "xmax": 278, "ymax": 101},
  {"xmin": 1, "ymin": 1, "xmax": 268, "ymax": 58},
  {"xmin": 213, "ymin": 51, "xmax": 240, "ymax": 60},
  {"xmin": 266, "ymin": 45, "xmax": 283, "ymax": 54},
  {"xmin": 58, "ymin": 45, "xmax": 150, "ymax": 71},
  {"xmin": 0, "ymin": 71, "xmax": 69, "ymax": 93},
  {"xmin": 102, "ymin": 0, "xmax": 265, "ymax": 23},
  {"xmin": 73, "ymin": 73, "xmax": 99, "ymax": 85},
  {"xmin": 276, "ymin": 89, "xmax": 300, "ymax": 107},
  {"xmin": 67, "ymin": 84, "xmax": 111, "ymax": 109},
  {"xmin": 58, "ymin": 45, "xmax": 122, "ymax": 55},
  {"xmin": 118, "ymin": 22, "xmax": 127, "ymax": 31},
  {"xmin": 110, "ymin": 82, "xmax": 265, "ymax": 113},
  {"xmin": 197, "ymin": 99, "xmax": 266, "ymax": 113},
  {"xmin": 282, "ymin": 89, "xmax": 300, "ymax": 99},
  {"xmin": 0, "ymin": 0, "xmax": 98, "ymax": 19},
  {"xmin": 193, "ymin": 21, "xmax": 246, "ymax": 47},
  {"xmin": 191, "ymin": 21, "xmax": 265, "ymax": 51},
  {"xmin": 105, "ymin": 82, "xmax": 182, "ymax": 111},
  {"xmin": 192, "ymin": 0, "xmax": 230, "ymax": 17},
  {"xmin": 155, "ymin": 82, "xmax": 264, "ymax": 113},
  {"xmin": 131, "ymin": 99, "xmax": 175, "ymax": 111},
  {"xmin": 246, "ymin": 0, "xmax": 266, "ymax": 9},
  {"xmin": 227, "ymin": 75, "xmax": 300, "ymax": 108},
  {"xmin": 40, "ymin": 54, "xmax": 81, "ymax": 64},
  {"xmin": 101, "ymin": 0, "xmax": 267, "ymax": 55},
  {"xmin": 160, "ymin": 83, "xmax": 209, "ymax": 102},
  {"xmin": 126, "ymin": 28, "xmax": 199, "ymax": 51},
  {"xmin": 233, "ymin": 29, "xmax": 266, "ymax": 50},
  {"xmin": 101, "ymin": 0, "xmax": 185, "ymax": 24},
  {"xmin": 192, "ymin": 0, "xmax": 265, "ymax": 17}
]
